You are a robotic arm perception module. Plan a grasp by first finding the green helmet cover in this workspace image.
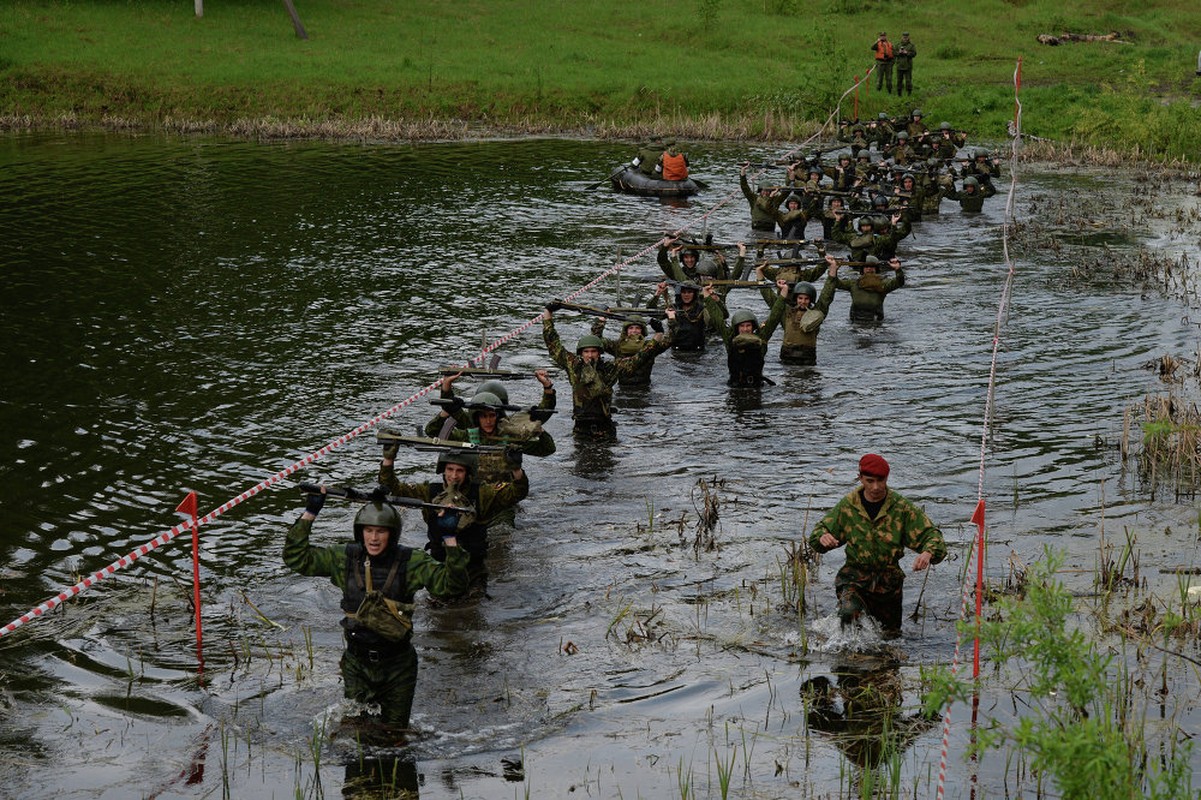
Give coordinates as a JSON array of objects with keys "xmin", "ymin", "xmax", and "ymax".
[
  {"xmin": 475, "ymin": 380, "xmax": 509, "ymax": 405},
  {"xmin": 576, "ymin": 334, "xmax": 605, "ymax": 354},
  {"xmin": 730, "ymin": 309, "xmax": 759, "ymax": 330},
  {"xmin": 354, "ymin": 501, "xmax": 402, "ymax": 544},
  {"xmin": 436, "ymin": 450, "xmax": 478, "ymax": 482}
]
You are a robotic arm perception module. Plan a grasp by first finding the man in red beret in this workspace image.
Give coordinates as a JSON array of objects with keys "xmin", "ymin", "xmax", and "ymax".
[{"xmin": 809, "ymin": 454, "xmax": 946, "ymax": 636}]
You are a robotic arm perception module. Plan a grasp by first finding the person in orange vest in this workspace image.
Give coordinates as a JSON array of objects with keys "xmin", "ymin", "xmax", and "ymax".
[
  {"xmin": 871, "ymin": 31, "xmax": 895, "ymax": 94},
  {"xmin": 660, "ymin": 141, "xmax": 689, "ymax": 181}
]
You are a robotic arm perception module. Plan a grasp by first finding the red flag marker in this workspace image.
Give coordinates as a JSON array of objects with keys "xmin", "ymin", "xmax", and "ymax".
[
  {"xmin": 176, "ymin": 491, "xmax": 203, "ymax": 668},
  {"xmin": 970, "ymin": 499, "xmax": 986, "ymax": 678}
]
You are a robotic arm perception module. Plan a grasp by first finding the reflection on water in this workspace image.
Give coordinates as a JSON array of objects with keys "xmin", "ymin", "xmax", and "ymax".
[{"xmin": 1, "ymin": 131, "xmax": 1200, "ymax": 798}]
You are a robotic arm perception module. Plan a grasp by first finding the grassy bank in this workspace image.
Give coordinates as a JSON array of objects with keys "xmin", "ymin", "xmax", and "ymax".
[{"xmin": 2, "ymin": 0, "xmax": 1201, "ymax": 154}]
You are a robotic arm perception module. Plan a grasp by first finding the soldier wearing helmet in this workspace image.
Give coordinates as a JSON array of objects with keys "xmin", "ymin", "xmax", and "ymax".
[
  {"xmin": 740, "ymin": 163, "xmax": 788, "ymax": 234},
  {"xmin": 775, "ymin": 193, "xmax": 810, "ymax": 240},
  {"xmin": 590, "ymin": 310, "xmax": 676, "ymax": 387},
  {"xmin": 945, "ymin": 175, "xmax": 995, "ymax": 212},
  {"xmin": 808, "ymin": 453, "xmax": 946, "ymax": 636},
  {"xmin": 284, "ymin": 487, "xmax": 470, "ymax": 732},
  {"xmin": 831, "ymin": 255, "xmax": 907, "ymax": 323},
  {"xmin": 702, "ymin": 284, "xmax": 785, "ymax": 387},
  {"xmin": 963, "ymin": 148, "xmax": 1001, "ymax": 191},
  {"xmin": 758, "ymin": 254, "xmax": 840, "ymax": 365},
  {"xmin": 837, "ymin": 124, "xmax": 870, "ymax": 158},
  {"xmin": 649, "ymin": 279, "xmax": 709, "ymax": 352},
  {"xmin": 885, "ymin": 131, "xmax": 918, "ymax": 166},
  {"xmin": 379, "ymin": 446, "xmax": 528, "ymax": 587},
  {"xmin": 831, "ymin": 208, "xmax": 910, "ymax": 264},
  {"xmin": 905, "ymin": 109, "xmax": 927, "ymax": 139},
  {"xmin": 422, "ymin": 371, "xmax": 557, "ymax": 483},
  {"xmin": 542, "ymin": 304, "xmax": 670, "ymax": 438}
]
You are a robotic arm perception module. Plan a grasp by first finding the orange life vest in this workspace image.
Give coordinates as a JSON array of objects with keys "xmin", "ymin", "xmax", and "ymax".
[{"xmin": 661, "ymin": 151, "xmax": 689, "ymax": 181}]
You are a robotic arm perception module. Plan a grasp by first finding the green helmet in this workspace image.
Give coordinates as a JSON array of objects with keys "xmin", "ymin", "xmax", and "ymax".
[
  {"xmin": 353, "ymin": 501, "xmax": 402, "ymax": 545},
  {"xmin": 467, "ymin": 390, "xmax": 506, "ymax": 425},
  {"xmin": 939, "ymin": 121, "xmax": 952, "ymax": 131},
  {"xmin": 576, "ymin": 334, "xmax": 605, "ymax": 354},
  {"xmin": 730, "ymin": 309, "xmax": 759, "ymax": 331},
  {"xmin": 436, "ymin": 450, "xmax": 478, "ymax": 483},
  {"xmin": 622, "ymin": 316, "xmax": 648, "ymax": 336},
  {"xmin": 793, "ymin": 282, "xmax": 817, "ymax": 304},
  {"xmin": 475, "ymin": 380, "xmax": 509, "ymax": 405}
]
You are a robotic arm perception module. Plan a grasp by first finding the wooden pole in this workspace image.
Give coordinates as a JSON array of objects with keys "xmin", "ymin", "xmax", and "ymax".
[{"xmin": 282, "ymin": 0, "xmax": 308, "ymax": 39}]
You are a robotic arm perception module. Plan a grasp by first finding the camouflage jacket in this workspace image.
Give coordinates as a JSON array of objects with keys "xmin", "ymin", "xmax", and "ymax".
[
  {"xmin": 284, "ymin": 517, "xmax": 470, "ymax": 598},
  {"xmin": 832, "ymin": 268, "xmax": 905, "ymax": 317},
  {"xmin": 762, "ymin": 276, "xmax": 838, "ymax": 350},
  {"xmin": 378, "ymin": 463, "xmax": 529, "ymax": 529},
  {"xmin": 808, "ymin": 487, "xmax": 945, "ymax": 592},
  {"xmin": 543, "ymin": 316, "xmax": 665, "ymax": 420},
  {"xmin": 591, "ymin": 317, "xmax": 673, "ymax": 386}
]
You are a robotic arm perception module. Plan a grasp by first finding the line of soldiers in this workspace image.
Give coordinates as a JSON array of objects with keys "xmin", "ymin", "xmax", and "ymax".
[{"xmin": 281, "ymin": 132, "xmax": 972, "ymax": 740}]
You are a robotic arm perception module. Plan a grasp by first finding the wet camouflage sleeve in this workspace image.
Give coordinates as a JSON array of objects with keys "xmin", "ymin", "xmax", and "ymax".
[{"xmin": 284, "ymin": 516, "xmax": 471, "ymax": 597}]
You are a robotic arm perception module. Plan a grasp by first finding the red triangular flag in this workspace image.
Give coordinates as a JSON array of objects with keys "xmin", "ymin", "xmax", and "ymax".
[
  {"xmin": 176, "ymin": 491, "xmax": 198, "ymax": 519},
  {"xmin": 970, "ymin": 499, "xmax": 985, "ymax": 529}
]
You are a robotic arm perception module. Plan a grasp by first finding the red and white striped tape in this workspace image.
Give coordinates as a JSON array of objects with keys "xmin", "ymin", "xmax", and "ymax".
[
  {"xmin": 0, "ymin": 73, "xmax": 891, "ymax": 643},
  {"xmin": 0, "ymin": 381, "xmax": 441, "ymax": 638}
]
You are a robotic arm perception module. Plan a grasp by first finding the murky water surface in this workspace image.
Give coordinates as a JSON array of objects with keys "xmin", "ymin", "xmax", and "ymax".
[{"xmin": 1, "ymin": 132, "xmax": 1200, "ymax": 798}]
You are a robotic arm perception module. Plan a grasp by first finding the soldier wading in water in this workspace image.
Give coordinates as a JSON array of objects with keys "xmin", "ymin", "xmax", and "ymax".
[
  {"xmin": 542, "ymin": 302, "xmax": 671, "ymax": 439},
  {"xmin": 283, "ymin": 487, "xmax": 469, "ymax": 736},
  {"xmin": 808, "ymin": 454, "xmax": 946, "ymax": 637}
]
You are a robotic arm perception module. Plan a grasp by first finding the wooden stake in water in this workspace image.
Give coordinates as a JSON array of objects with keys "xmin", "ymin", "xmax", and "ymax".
[{"xmin": 176, "ymin": 491, "xmax": 203, "ymax": 670}]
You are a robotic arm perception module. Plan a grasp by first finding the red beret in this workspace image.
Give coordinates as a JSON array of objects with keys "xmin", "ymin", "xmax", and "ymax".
[{"xmin": 859, "ymin": 453, "xmax": 890, "ymax": 479}]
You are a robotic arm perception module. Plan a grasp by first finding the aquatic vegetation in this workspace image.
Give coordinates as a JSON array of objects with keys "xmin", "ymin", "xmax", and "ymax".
[
  {"xmin": 926, "ymin": 550, "xmax": 1195, "ymax": 800},
  {"xmin": 1122, "ymin": 392, "xmax": 1201, "ymax": 499}
]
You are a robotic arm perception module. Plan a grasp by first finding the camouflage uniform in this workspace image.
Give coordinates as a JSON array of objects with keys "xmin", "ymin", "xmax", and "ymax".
[
  {"xmin": 833, "ymin": 267, "xmax": 905, "ymax": 322},
  {"xmin": 705, "ymin": 295, "xmax": 785, "ymax": 387},
  {"xmin": 895, "ymin": 37, "xmax": 916, "ymax": 95},
  {"xmin": 808, "ymin": 487, "xmax": 945, "ymax": 632},
  {"xmin": 649, "ymin": 292, "xmax": 710, "ymax": 351},
  {"xmin": 832, "ymin": 218, "xmax": 911, "ymax": 264},
  {"xmin": 422, "ymin": 403, "xmax": 556, "ymax": 484},
  {"xmin": 591, "ymin": 317, "xmax": 672, "ymax": 387},
  {"xmin": 378, "ymin": 464, "xmax": 529, "ymax": 581},
  {"xmin": 760, "ymin": 276, "xmax": 837, "ymax": 365},
  {"xmin": 740, "ymin": 173, "xmax": 787, "ymax": 232},
  {"xmin": 283, "ymin": 516, "xmax": 470, "ymax": 727},
  {"xmin": 543, "ymin": 316, "xmax": 667, "ymax": 437},
  {"xmin": 945, "ymin": 181, "xmax": 996, "ymax": 212}
]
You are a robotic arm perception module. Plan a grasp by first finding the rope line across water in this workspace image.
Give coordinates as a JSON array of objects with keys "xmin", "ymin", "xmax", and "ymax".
[{"xmin": 933, "ymin": 56, "xmax": 1024, "ymax": 800}]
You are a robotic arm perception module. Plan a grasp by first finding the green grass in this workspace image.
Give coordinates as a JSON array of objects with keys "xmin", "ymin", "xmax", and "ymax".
[{"xmin": 2, "ymin": 0, "xmax": 1201, "ymax": 154}]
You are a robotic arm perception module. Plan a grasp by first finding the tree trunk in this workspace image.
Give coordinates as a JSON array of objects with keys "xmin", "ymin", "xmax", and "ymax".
[{"xmin": 282, "ymin": 0, "xmax": 308, "ymax": 40}]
